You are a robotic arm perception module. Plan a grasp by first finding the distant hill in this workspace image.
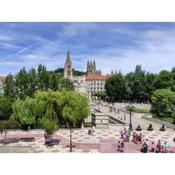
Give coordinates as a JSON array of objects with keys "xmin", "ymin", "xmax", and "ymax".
[{"xmin": 53, "ymin": 68, "xmax": 86, "ymax": 76}]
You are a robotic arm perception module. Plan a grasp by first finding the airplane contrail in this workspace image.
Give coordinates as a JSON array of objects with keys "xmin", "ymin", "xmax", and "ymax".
[{"xmin": 17, "ymin": 42, "xmax": 39, "ymax": 55}]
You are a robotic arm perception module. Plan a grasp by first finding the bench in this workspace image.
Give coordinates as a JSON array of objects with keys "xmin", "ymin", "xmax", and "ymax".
[
  {"xmin": 20, "ymin": 137, "xmax": 35, "ymax": 142},
  {"xmin": 45, "ymin": 138, "xmax": 60, "ymax": 147}
]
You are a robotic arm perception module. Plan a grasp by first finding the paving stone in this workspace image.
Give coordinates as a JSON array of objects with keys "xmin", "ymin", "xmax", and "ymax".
[{"xmin": 82, "ymin": 149, "xmax": 90, "ymax": 153}]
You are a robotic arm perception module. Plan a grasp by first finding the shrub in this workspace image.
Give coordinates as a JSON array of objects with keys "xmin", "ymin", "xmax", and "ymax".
[
  {"xmin": 147, "ymin": 123, "xmax": 153, "ymax": 131},
  {"xmin": 84, "ymin": 122, "xmax": 92, "ymax": 127},
  {"xmin": 40, "ymin": 118, "xmax": 58, "ymax": 135},
  {"xmin": 136, "ymin": 124, "xmax": 142, "ymax": 131},
  {"xmin": 0, "ymin": 117, "xmax": 21, "ymax": 131},
  {"xmin": 131, "ymin": 107, "xmax": 150, "ymax": 113},
  {"xmin": 160, "ymin": 124, "xmax": 166, "ymax": 131}
]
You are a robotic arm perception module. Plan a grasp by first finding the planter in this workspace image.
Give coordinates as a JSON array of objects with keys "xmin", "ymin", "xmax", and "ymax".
[
  {"xmin": 136, "ymin": 128, "xmax": 142, "ymax": 131},
  {"xmin": 160, "ymin": 128, "xmax": 166, "ymax": 131},
  {"xmin": 147, "ymin": 124, "xmax": 153, "ymax": 131},
  {"xmin": 136, "ymin": 125, "xmax": 142, "ymax": 131},
  {"xmin": 160, "ymin": 124, "xmax": 166, "ymax": 131}
]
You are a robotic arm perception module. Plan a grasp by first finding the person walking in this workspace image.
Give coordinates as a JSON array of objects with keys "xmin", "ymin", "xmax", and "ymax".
[
  {"xmin": 150, "ymin": 141, "xmax": 155, "ymax": 152},
  {"xmin": 163, "ymin": 141, "xmax": 169, "ymax": 153},
  {"xmin": 121, "ymin": 141, "xmax": 125, "ymax": 152},
  {"xmin": 117, "ymin": 141, "xmax": 121, "ymax": 152}
]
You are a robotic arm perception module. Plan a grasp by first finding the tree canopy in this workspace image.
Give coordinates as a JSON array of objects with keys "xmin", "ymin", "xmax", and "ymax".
[
  {"xmin": 3, "ymin": 64, "xmax": 74, "ymax": 100},
  {"xmin": 12, "ymin": 90, "xmax": 89, "ymax": 131},
  {"xmin": 105, "ymin": 65, "xmax": 175, "ymax": 103},
  {"xmin": 151, "ymin": 89, "xmax": 175, "ymax": 118}
]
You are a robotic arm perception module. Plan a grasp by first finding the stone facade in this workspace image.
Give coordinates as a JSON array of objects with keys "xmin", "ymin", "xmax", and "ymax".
[
  {"xmin": 87, "ymin": 60, "xmax": 101, "ymax": 76},
  {"xmin": 86, "ymin": 75, "xmax": 110, "ymax": 95},
  {"xmin": 63, "ymin": 50, "xmax": 110, "ymax": 95},
  {"xmin": 73, "ymin": 75, "xmax": 87, "ymax": 94},
  {"xmin": 0, "ymin": 76, "xmax": 5, "ymax": 93},
  {"xmin": 64, "ymin": 50, "xmax": 73, "ymax": 80}
]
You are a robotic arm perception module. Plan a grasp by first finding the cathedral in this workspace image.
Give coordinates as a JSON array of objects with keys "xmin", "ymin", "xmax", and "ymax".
[
  {"xmin": 86, "ymin": 60, "xmax": 101, "ymax": 76},
  {"xmin": 64, "ymin": 50, "xmax": 110, "ymax": 96}
]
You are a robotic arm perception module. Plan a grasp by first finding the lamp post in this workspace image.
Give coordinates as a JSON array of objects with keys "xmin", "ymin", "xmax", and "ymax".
[
  {"xmin": 67, "ymin": 122, "xmax": 73, "ymax": 152},
  {"xmin": 127, "ymin": 102, "xmax": 133, "ymax": 131},
  {"xmin": 70, "ymin": 125, "xmax": 73, "ymax": 152},
  {"xmin": 124, "ymin": 100, "xmax": 126, "ymax": 121},
  {"xmin": 129, "ymin": 105, "xmax": 132, "ymax": 130}
]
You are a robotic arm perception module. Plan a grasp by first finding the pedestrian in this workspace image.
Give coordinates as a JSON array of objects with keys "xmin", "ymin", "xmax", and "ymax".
[
  {"xmin": 163, "ymin": 141, "xmax": 169, "ymax": 153},
  {"xmin": 88, "ymin": 127, "xmax": 91, "ymax": 135},
  {"xmin": 121, "ymin": 141, "xmax": 125, "ymax": 152},
  {"xmin": 150, "ymin": 141, "xmax": 155, "ymax": 152},
  {"xmin": 0, "ymin": 128, "xmax": 3, "ymax": 135},
  {"xmin": 145, "ymin": 139, "xmax": 149, "ymax": 146},
  {"xmin": 156, "ymin": 140, "xmax": 161, "ymax": 153},
  {"xmin": 117, "ymin": 141, "xmax": 121, "ymax": 152},
  {"xmin": 92, "ymin": 125, "xmax": 95, "ymax": 132},
  {"xmin": 141, "ymin": 141, "xmax": 148, "ymax": 153},
  {"xmin": 120, "ymin": 130, "xmax": 124, "ymax": 139}
]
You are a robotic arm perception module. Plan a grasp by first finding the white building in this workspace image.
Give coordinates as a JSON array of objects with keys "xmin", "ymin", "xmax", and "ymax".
[
  {"xmin": 73, "ymin": 75, "xmax": 86, "ymax": 94},
  {"xmin": 63, "ymin": 50, "xmax": 111, "ymax": 95},
  {"xmin": 86, "ymin": 74, "xmax": 110, "ymax": 96},
  {"xmin": 0, "ymin": 76, "xmax": 5, "ymax": 93}
]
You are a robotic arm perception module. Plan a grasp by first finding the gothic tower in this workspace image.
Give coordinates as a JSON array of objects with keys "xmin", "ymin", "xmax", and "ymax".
[
  {"xmin": 64, "ymin": 50, "xmax": 73, "ymax": 79},
  {"xmin": 87, "ymin": 60, "xmax": 90, "ymax": 73}
]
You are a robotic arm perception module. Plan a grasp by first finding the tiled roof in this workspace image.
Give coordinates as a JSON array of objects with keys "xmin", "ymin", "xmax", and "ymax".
[
  {"xmin": 0, "ymin": 76, "xmax": 5, "ymax": 82},
  {"xmin": 86, "ymin": 74, "xmax": 111, "ymax": 80}
]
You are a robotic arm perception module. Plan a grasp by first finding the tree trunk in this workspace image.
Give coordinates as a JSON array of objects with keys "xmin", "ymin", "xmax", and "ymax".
[{"xmin": 4, "ymin": 130, "xmax": 7, "ymax": 144}]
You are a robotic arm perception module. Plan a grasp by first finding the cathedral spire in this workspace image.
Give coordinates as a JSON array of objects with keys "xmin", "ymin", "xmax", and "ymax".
[
  {"xmin": 64, "ymin": 50, "xmax": 73, "ymax": 79},
  {"xmin": 66, "ymin": 50, "xmax": 71, "ymax": 63}
]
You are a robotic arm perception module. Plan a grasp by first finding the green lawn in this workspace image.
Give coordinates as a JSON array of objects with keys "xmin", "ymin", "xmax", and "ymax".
[
  {"xmin": 131, "ymin": 107, "xmax": 150, "ymax": 114},
  {"xmin": 154, "ymin": 116, "xmax": 174, "ymax": 124}
]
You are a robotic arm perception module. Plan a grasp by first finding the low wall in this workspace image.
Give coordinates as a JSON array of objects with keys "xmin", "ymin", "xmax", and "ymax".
[{"xmin": 142, "ymin": 116, "xmax": 175, "ymax": 129}]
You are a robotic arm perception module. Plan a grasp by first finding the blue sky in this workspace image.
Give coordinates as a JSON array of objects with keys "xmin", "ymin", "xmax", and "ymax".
[{"xmin": 0, "ymin": 22, "xmax": 175, "ymax": 75}]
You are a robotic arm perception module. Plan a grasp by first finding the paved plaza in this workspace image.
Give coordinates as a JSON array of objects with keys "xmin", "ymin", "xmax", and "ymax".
[
  {"xmin": 93, "ymin": 102, "xmax": 173, "ymax": 131},
  {"xmin": 0, "ymin": 128, "xmax": 175, "ymax": 153},
  {"xmin": 0, "ymin": 102, "xmax": 174, "ymax": 153}
]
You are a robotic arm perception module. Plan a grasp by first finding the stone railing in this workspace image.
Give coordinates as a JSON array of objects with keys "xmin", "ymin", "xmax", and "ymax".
[{"xmin": 142, "ymin": 115, "xmax": 175, "ymax": 129}]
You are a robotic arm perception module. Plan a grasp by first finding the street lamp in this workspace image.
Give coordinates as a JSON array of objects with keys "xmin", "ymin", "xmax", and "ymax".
[
  {"xmin": 127, "ymin": 102, "xmax": 133, "ymax": 131},
  {"xmin": 124, "ymin": 100, "xmax": 126, "ymax": 121},
  {"xmin": 67, "ymin": 122, "xmax": 74, "ymax": 152}
]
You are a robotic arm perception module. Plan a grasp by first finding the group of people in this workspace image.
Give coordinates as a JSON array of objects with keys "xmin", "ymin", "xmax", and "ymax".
[
  {"xmin": 117, "ymin": 140, "xmax": 125, "ymax": 152},
  {"xmin": 119, "ymin": 128, "xmax": 170, "ymax": 153},
  {"xmin": 109, "ymin": 103, "xmax": 118, "ymax": 113},
  {"xmin": 141, "ymin": 140, "xmax": 169, "ymax": 153},
  {"xmin": 88, "ymin": 126, "xmax": 95, "ymax": 136},
  {"xmin": 120, "ymin": 128, "xmax": 131, "ymax": 142},
  {"xmin": 132, "ymin": 132, "xmax": 144, "ymax": 144}
]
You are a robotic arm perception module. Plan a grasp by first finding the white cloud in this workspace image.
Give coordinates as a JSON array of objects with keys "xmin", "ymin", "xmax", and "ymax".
[{"xmin": 0, "ymin": 34, "xmax": 14, "ymax": 41}]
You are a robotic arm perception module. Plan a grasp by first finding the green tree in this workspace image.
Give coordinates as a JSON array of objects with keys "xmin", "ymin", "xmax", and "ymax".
[
  {"xmin": 0, "ymin": 95, "xmax": 13, "ymax": 119},
  {"xmin": 60, "ymin": 78, "xmax": 74, "ymax": 91},
  {"xmin": 154, "ymin": 70, "xmax": 173, "ymax": 90},
  {"xmin": 13, "ymin": 97, "xmax": 37, "ymax": 129},
  {"xmin": 92, "ymin": 92, "xmax": 107, "ymax": 100},
  {"xmin": 38, "ymin": 64, "xmax": 50, "ymax": 90},
  {"xmin": 15, "ymin": 67, "xmax": 30, "ymax": 99},
  {"xmin": 49, "ymin": 73, "xmax": 60, "ymax": 91},
  {"xmin": 144, "ymin": 73, "xmax": 157, "ymax": 102},
  {"xmin": 3, "ymin": 74, "xmax": 16, "ymax": 99},
  {"xmin": 61, "ymin": 91, "xmax": 89, "ymax": 127},
  {"xmin": 151, "ymin": 89, "xmax": 175, "ymax": 118},
  {"xmin": 171, "ymin": 67, "xmax": 175, "ymax": 92},
  {"xmin": 27, "ymin": 68, "xmax": 38, "ymax": 97},
  {"xmin": 105, "ymin": 73, "xmax": 126, "ymax": 101},
  {"xmin": 125, "ymin": 65, "xmax": 147, "ymax": 102},
  {"xmin": 13, "ymin": 90, "xmax": 89, "ymax": 130}
]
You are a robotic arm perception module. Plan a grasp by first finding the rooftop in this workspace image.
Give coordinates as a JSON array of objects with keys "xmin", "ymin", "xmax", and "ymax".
[
  {"xmin": 86, "ymin": 75, "xmax": 111, "ymax": 80},
  {"xmin": 0, "ymin": 76, "xmax": 5, "ymax": 82}
]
